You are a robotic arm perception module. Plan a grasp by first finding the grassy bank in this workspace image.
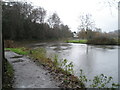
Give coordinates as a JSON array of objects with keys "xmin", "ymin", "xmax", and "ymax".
[
  {"xmin": 3, "ymin": 58, "xmax": 14, "ymax": 88},
  {"xmin": 66, "ymin": 39, "xmax": 87, "ymax": 44},
  {"xmin": 5, "ymin": 47, "xmax": 29, "ymax": 55}
]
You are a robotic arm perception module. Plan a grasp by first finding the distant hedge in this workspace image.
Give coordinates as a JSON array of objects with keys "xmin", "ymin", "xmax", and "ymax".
[{"xmin": 87, "ymin": 37, "xmax": 117, "ymax": 45}]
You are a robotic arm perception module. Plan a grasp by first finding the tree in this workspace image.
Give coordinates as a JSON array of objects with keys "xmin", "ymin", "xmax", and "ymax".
[
  {"xmin": 31, "ymin": 7, "xmax": 46, "ymax": 23},
  {"xmin": 2, "ymin": 1, "xmax": 72, "ymax": 41},
  {"xmin": 47, "ymin": 13, "xmax": 61, "ymax": 28},
  {"xmin": 78, "ymin": 14, "xmax": 95, "ymax": 39},
  {"xmin": 78, "ymin": 14, "xmax": 95, "ymax": 31},
  {"xmin": 100, "ymin": 0, "xmax": 119, "ymax": 8},
  {"xmin": 20, "ymin": 2, "xmax": 33, "ymax": 20},
  {"xmin": 59, "ymin": 24, "xmax": 73, "ymax": 38}
]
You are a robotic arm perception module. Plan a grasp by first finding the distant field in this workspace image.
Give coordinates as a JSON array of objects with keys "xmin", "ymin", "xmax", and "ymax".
[{"xmin": 66, "ymin": 39, "xmax": 87, "ymax": 44}]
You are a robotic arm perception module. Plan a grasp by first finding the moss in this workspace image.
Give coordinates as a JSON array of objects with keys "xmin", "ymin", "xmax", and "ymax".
[{"xmin": 2, "ymin": 58, "xmax": 14, "ymax": 88}]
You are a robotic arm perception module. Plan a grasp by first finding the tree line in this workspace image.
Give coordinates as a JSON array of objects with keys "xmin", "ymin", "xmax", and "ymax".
[
  {"xmin": 77, "ymin": 13, "xmax": 119, "ymax": 45},
  {"xmin": 2, "ymin": 1, "xmax": 73, "ymax": 41}
]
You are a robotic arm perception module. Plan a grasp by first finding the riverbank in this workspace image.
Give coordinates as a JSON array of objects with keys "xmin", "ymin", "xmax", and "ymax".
[
  {"xmin": 4, "ymin": 40, "xmax": 119, "ymax": 88},
  {"xmin": 5, "ymin": 46, "xmax": 119, "ymax": 88},
  {"xmin": 5, "ymin": 48, "xmax": 85, "ymax": 88},
  {"xmin": 5, "ymin": 50, "xmax": 61, "ymax": 88},
  {"xmin": 65, "ymin": 38, "xmax": 120, "ymax": 45}
]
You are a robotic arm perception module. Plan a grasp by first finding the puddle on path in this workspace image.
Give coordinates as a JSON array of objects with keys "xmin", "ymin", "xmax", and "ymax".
[
  {"xmin": 10, "ymin": 55, "xmax": 23, "ymax": 58},
  {"xmin": 12, "ymin": 59, "xmax": 24, "ymax": 63}
]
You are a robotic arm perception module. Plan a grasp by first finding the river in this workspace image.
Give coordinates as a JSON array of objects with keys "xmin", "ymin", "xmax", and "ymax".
[{"xmin": 31, "ymin": 42, "xmax": 119, "ymax": 87}]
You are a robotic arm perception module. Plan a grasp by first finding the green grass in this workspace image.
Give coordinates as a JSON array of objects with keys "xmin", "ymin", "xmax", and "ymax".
[
  {"xmin": 5, "ymin": 47, "xmax": 29, "ymax": 55},
  {"xmin": 66, "ymin": 39, "xmax": 87, "ymax": 44}
]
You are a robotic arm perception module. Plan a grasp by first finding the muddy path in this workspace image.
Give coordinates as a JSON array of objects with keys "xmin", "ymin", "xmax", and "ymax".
[{"xmin": 5, "ymin": 51, "xmax": 60, "ymax": 88}]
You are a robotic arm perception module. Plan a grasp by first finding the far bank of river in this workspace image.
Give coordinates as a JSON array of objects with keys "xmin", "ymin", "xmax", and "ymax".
[{"xmin": 30, "ymin": 42, "xmax": 119, "ymax": 87}]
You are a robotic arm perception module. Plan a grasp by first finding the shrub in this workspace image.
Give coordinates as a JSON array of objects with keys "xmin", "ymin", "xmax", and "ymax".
[
  {"xmin": 30, "ymin": 48, "xmax": 46, "ymax": 61},
  {"xmin": 87, "ymin": 37, "xmax": 117, "ymax": 45},
  {"xmin": 4, "ymin": 40, "xmax": 16, "ymax": 48}
]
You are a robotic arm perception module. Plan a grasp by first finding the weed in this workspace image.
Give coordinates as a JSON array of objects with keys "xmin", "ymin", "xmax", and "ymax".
[
  {"xmin": 89, "ymin": 74, "xmax": 113, "ymax": 88},
  {"xmin": 30, "ymin": 48, "xmax": 46, "ymax": 61},
  {"xmin": 112, "ymin": 83, "xmax": 120, "ymax": 88},
  {"xmin": 79, "ymin": 69, "xmax": 88, "ymax": 86},
  {"xmin": 58, "ymin": 59, "xmax": 74, "ymax": 75},
  {"xmin": 53, "ymin": 54, "xmax": 59, "ymax": 67},
  {"xmin": 78, "ymin": 70, "xmax": 119, "ymax": 88}
]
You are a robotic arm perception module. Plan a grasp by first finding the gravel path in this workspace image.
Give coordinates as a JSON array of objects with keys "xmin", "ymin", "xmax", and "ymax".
[{"xmin": 5, "ymin": 51, "xmax": 60, "ymax": 88}]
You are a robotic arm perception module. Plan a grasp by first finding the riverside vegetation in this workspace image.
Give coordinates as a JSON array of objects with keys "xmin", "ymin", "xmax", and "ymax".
[
  {"xmin": 2, "ymin": 58, "xmax": 14, "ymax": 88},
  {"xmin": 5, "ymin": 47, "xmax": 119, "ymax": 88},
  {"xmin": 66, "ymin": 37, "xmax": 120, "ymax": 45}
]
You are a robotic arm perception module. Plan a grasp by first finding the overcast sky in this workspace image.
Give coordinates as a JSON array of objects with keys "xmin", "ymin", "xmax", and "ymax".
[{"xmin": 10, "ymin": 0, "xmax": 118, "ymax": 32}]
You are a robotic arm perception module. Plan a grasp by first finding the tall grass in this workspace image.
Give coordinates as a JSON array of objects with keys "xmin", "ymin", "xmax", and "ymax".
[{"xmin": 30, "ymin": 48, "xmax": 46, "ymax": 60}]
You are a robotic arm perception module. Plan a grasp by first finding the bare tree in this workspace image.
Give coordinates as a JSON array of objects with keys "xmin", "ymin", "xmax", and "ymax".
[
  {"xmin": 78, "ymin": 14, "xmax": 95, "ymax": 39},
  {"xmin": 98, "ymin": 0, "xmax": 119, "ymax": 14},
  {"xmin": 78, "ymin": 14, "xmax": 95, "ymax": 31},
  {"xmin": 31, "ymin": 7, "xmax": 46, "ymax": 23},
  {"xmin": 47, "ymin": 13, "xmax": 61, "ymax": 28},
  {"xmin": 20, "ymin": 2, "xmax": 33, "ymax": 19}
]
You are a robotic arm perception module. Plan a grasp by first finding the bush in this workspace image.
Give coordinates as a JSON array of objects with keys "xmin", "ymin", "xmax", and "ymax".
[
  {"xmin": 87, "ymin": 37, "xmax": 117, "ymax": 45},
  {"xmin": 4, "ymin": 40, "xmax": 16, "ymax": 48}
]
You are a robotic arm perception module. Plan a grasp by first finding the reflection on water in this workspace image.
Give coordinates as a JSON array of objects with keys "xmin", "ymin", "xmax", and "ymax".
[{"xmin": 32, "ymin": 43, "xmax": 119, "ymax": 86}]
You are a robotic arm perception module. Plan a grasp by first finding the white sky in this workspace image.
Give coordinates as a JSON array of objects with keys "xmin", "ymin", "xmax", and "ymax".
[{"xmin": 10, "ymin": 0, "xmax": 118, "ymax": 32}]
